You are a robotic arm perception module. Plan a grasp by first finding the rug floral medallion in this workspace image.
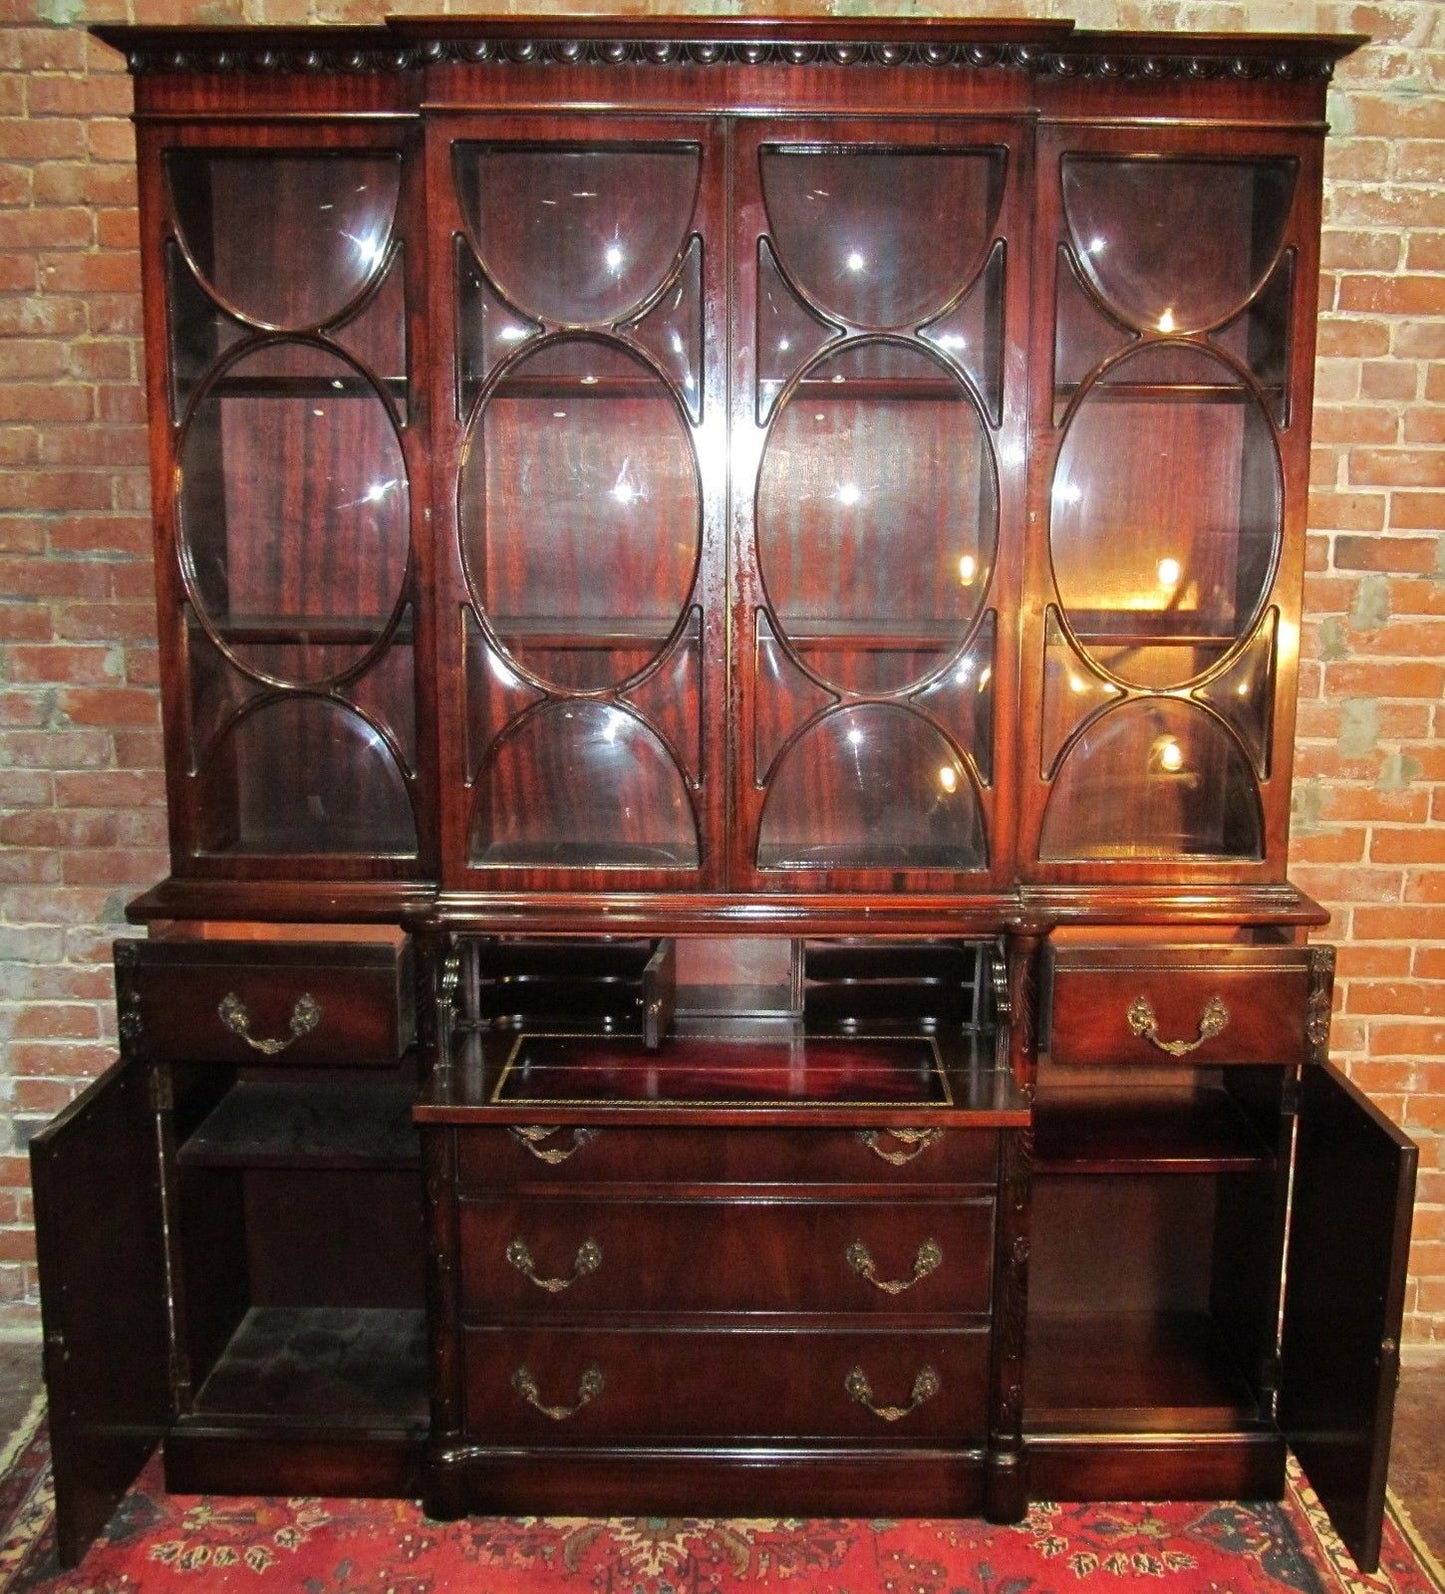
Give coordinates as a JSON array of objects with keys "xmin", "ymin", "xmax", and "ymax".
[{"xmin": 0, "ymin": 1407, "xmax": 1439, "ymax": 1594}]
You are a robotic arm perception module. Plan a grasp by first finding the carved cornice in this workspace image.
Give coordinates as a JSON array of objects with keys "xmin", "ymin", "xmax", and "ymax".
[{"xmin": 93, "ymin": 20, "xmax": 1362, "ymax": 82}]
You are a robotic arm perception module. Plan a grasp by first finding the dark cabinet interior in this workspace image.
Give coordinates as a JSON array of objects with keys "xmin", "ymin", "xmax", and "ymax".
[{"xmin": 31, "ymin": 12, "xmax": 1418, "ymax": 1579}]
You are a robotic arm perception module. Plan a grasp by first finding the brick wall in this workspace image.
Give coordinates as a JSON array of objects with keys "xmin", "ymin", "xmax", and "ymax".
[{"xmin": 0, "ymin": 0, "xmax": 1441, "ymax": 1346}]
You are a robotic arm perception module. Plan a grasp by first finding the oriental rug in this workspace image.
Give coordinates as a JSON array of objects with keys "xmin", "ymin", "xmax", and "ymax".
[{"xmin": 0, "ymin": 1400, "xmax": 1439, "ymax": 1594}]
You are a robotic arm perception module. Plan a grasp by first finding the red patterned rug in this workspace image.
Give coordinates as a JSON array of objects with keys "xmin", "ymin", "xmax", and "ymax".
[{"xmin": 0, "ymin": 1402, "xmax": 1440, "ymax": 1594}]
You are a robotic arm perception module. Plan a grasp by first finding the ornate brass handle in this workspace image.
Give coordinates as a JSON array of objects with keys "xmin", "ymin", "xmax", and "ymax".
[
  {"xmin": 845, "ymin": 1365, "xmax": 941, "ymax": 1422},
  {"xmin": 505, "ymin": 1237, "xmax": 602, "ymax": 1293},
  {"xmin": 511, "ymin": 1364, "xmax": 603, "ymax": 1421},
  {"xmin": 217, "ymin": 991, "xmax": 321, "ymax": 1056},
  {"xmin": 855, "ymin": 1128, "xmax": 942, "ymax": 1166},
  {"xmin": 1126, "ymin": 994, "xmax": 1229, "ymax": 1057},
  {"xmin": 846, "ymin": 1238, "xmax": 943, "ymax": 1295},
  {"xmin": 508, "ymin": 1126, "xmax": 600, "ymax": 1164}
]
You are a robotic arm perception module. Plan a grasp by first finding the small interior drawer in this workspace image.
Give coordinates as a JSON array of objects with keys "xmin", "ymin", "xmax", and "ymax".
[
  {"xmin": 116, "ymin": 938, "xmax": 414, "ymax": 1067},
  {"xmin": 1041, "ymin": 943, "xmax": 1325, "ymax": 1069}
]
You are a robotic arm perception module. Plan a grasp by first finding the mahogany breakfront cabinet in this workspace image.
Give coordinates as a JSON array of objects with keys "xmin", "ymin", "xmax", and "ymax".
[{"xmin": 31, "ymin": 11, "xmax": 1419, "ymax": 1575}]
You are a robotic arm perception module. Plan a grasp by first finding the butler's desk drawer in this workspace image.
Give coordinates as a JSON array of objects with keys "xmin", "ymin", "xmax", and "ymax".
[
  {"xmin": 463, "ymin": 1326, "xmax": 989, "ymax": 1444},
  {"xmin": 454, "ymin": 1124, "xmax": 998, "ymax": 1188},
  {"xmin": 114, "ymin": 937, "xmax": 415, "ymax": 1067},
  {"xmin": 1041, "ymin": 943, "xmax": 1329, "ymax": 1070},
  {"xmin": 458, "ymin": 1195, "xmax": 994, "ymax": 1317}
]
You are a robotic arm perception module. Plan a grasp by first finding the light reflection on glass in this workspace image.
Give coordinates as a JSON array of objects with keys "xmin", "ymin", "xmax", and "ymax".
[
  {"xmin": 1055, "ymin": 479, "xmax": 1083, "ymax": 506},
  {"xmin": 1154, "ymin": 735, "xmax": 1185, "ymax": 772},
  {"xmin": 1158, "ymin": 308, "xmax": 1177, "ymax": 333},
  {"xmin": 1156, "ymin": 557, "xmax": 1182, "ymax": 589},
  {"xmin": 958, "ymin": 553, "xmax": 977, "ymax": 585},
  {"xmin": 837, "ymin": 482, "xmax": 862, "ymax": 507},
  {"xmin": 847, "ymin": 726, "xmax": 864, "ymax": 746},
  {"xmin": 845, "ymin": 250, "xmax": 866, "ymax": 273},
  {"xmin": 938, "ymin": 765, "xmax": 958, "ymax": 793},
  {"xmin": 345, "ymin": 229, "xmax": 387, "ymax": 272}
]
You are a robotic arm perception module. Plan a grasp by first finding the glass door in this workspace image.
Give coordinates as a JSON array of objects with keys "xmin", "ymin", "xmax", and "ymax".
[
  {"xmin": 732, "ymin": 120, "xmax": 1027, "ymax": 892},
  {"xmin": 433, "ymin": 118, "xmax": 726, "ymax": 887},
  {"xmin": 155, "ymin": 129, "xmax": 425, "ymax": 873},
  {"xmin": 1023, "ymin": 129, "xmax": 1320, "ymax": 879}
]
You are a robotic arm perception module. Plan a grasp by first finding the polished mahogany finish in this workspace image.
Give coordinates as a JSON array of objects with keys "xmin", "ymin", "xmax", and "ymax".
[{"xmin": 32, "ymin": 14, "xmax": 1416, "ymax": 1578}]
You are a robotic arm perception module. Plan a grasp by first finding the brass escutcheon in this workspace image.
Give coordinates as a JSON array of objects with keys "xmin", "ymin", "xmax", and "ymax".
[
  {"xmin": 505, "ymin": 1236, "xmax": 602, "ymax": 1292},
  {"xmin": 845, "ymin": 1364, "xmax": 941, "ymax": 1422},
  {"xmin": 846, "ymin": 1237, "xmax": 943, "ymax": 1294}
]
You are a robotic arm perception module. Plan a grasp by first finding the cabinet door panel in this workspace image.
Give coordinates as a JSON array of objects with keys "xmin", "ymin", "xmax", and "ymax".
[
  {"xmin": 1280, "ymin": 1064, "xmax": 1416, "ymax": 1574},
  {"xmin": 30, "ymin": 1056, "xmax": 171, "ymax": 1568},
  {"xmin": 733, "ymin": 118, "xmax": 1027, "ymax": 892}
]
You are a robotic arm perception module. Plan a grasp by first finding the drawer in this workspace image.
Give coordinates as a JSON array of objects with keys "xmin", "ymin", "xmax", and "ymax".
[
  {"xmin": 458, "ymin": 1196, "xmax": 994, "ymax": 1317},
  {"xmin": 454, "ymin": 1124, "xmax": 997, "ymax": 1188},
  {"xmin": 462, "ymin": 1325, "xmax": 989, "ymax": 1444},
  {"xmin": 116, "ymin": 938, "xmax": 414, "ymax": 1067},
  {"xmin": 1042, "ymin": 944, "xmax": 1321, "ymax": 1069}
]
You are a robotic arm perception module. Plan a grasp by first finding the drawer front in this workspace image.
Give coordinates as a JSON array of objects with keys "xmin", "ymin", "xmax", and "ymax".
[
  {"xmin": 459, "ymin": 1197, "xmax": 994, "ymax": 1317},
  {"xmin": 118, "ymin": 939, "xmax": 414, "ymax": 1067},
  {"xmin": 1043, "ymin": 945, "xmax": 1318, "ymax": 1069},
  {"xmin": 455, "ymin": 1124, "xmax": 996, "ymax": 1189},
  {"xmin": 463, "ymin": 1326, "xmax": 989, "ymax": 1444}
]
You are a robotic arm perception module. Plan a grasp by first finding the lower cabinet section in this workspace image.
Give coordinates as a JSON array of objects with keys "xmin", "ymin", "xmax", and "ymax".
[{"xmin": 30, "ymin": 936, "xmax": 1417, "ymax": 1575}]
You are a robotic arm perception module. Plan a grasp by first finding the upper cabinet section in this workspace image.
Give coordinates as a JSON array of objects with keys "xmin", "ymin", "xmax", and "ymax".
[{"xmin": 109, "ymin": 19, "xmax": 1359, "ymax": 907}]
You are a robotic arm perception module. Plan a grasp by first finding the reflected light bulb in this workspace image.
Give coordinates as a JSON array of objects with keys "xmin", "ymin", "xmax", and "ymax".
[
  {"xmin": 1157, "ymin": 557, "xmax": 1182, "ymax": 588},
  {"xmin": 837, "ymin": 482, "xmax": 862, "ymax": 507},
  {"xmin": 938, "ymin": 765, "xmax": 958, "ymax": 794},
  {"xmin": 847, "ymin": 727, "xmax": 864, "ymax": 747},
  {"xmin": 604, "ymin": 244, "xmax": 625, "ymax": 272},
  {"xmin": 845, "ymin": 250, "xmax": 866, "ymax": 273},
  {"xmin": 958, "ymin": 553, "xmax": 977, "ymax": 586},
  {"xmin": 1158, "ymin": 308, "xmax": 1177, "ymax": 333},
  {"xmin": 1157, "ymin": 737, "xmax": 1184, "ymax": 772}
]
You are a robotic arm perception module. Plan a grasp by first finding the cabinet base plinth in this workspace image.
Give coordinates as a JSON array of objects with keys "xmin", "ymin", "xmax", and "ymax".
[
  {"xmin": 1025, "ymin": 1431, "xmax": 1286, "ymax": 1504},
  {"xmin": 425, "ymin": 1447, "xmax": 989, "ymax": 1520},
  {"xmin": 164, "ymin": 1426, "xmax": 426, "ymax": 1500}
]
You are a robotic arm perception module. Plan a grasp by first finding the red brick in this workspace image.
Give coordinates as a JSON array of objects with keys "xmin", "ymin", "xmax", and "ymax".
[
  {"xmin": 1335, "ymin": 534, "xmax": 1441, "ymax": 573},
  {"xmin": 0, "ymin": 116, "xmax": 85, "ymax": 162},
  {"xmin": 1407, "ymin": 232, "xmax": 1445, "ymax": 272},
  {"xmin": 54, "ymin": 602, "xmax": 161, "ymax": 641},
  {"xmin": 59, "ymin": 686, "xmax": 158, "ymax": 728},
  {"xmin": 5, "ymin": 645, "xmax": 121, "ymax": 685},
  {"xmin": 1312, "ymin": 405, "xmax": 1399, "ymax": 446},
  {"xmin": 1317, "ymin": 318, "xmax": 1392, "ymax": 359},
  {"xmin": 1352, "ymin": 95, "xmax": 1445, "ymax": 140},
  {"xmin": 1360, "ymin": 360, "xmax": 1421, "ymax": 402},
  {"xmin": 0, "ymin": 471, "xmax": 112, "ymax": 513},
  {"xmin": 37, "ymin": 251, "xmax": 140, "ymax": 295},
  {"xmin": 1338, "ymin": 275, "xmax": 1445, "ymax": 317},
  {"xmin": 1347, "ymin": 981, "xmax": 1445, "ymax": 1018},
  {"xmin": 1396, "ymin": 321, "xmax": 1445, "ymax": 360},
  {"xmin": 1323, "ymin": 659, "xmax": 1445, "ymax": 697},
  {"xmin": 0, "ymin": 384, "xmax": 91, "ymax": 424},
  {"xmin": 1348, "ymin": 448, "xmax": 1445, "ymax": 489},
  {"xmin": 1290, "ymin": 828, "xmax": 1366, "ymax": 864},
  {"xmin": 1336, "ymin": 943, "xmax": 1413, "ymax": 979},
  {"xmin": 26, "ymin": 73, "xmax": 133, "ymax": 118},
  {"xmin": 1323, "ymin": 787, "xmax": 1432, "ymax": 825},
  {"xmin": 1404, "ymin": 409, "xmax": 1445, "ymax": 446}
]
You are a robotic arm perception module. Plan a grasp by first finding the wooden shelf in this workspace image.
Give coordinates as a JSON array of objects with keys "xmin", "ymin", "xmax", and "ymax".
[
  {"xmin": 179, "ymin": 1080, "xmax": 419, "ymax": 1169},
  {"xmin": 191, "ymin": 1306, "xmax": 428, "ymax": 1427},
  {"xmin": 207, "ymin": 614, "xmax": 412, "ymax": 647},
  {"xmin": 1025, "ymin": 1310, "xmax": 1261, "ymax": 1434},
  {"xmin": 1033, "ymin": 1084, "xmax": 1273, "ymax": 1174},
  {"xmin": 1055, "ymin": 382, "xmax": 1285, "ymax": 406},
  {"xmin": 207, "ymin": 374, "xmax": 407, "ymax": 402}
]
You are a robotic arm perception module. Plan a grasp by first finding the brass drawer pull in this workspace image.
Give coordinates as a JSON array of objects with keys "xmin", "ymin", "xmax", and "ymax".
[
  {"xmin": 1127, "ymin": 994, "xmax": 1229, "ymax": 1057},
  {"xmin": 856, "ymin": 1128, "xmax": 942, "ymax": 1165},
  {"xmin": 506, "ymin": 1237, "xmax": 602, "ymax": 1293},
  {"xmin": 217, "ymin": 991, "xmax": 321, "ymax": 1056},
  {"xmin": 508, "ymin": 1126, "xmax": 600, "ymax": 1164},
  {"xmin": 511, "ymin": 1364, "xmax": 603, "ymax": 1421},
  {"xmin": 845, "ymin": 1364, "xmax": 941, "ymax": 1422},
  {"xmin": 846, "ymin": 1237, "xmax": 943, "ymax": 1295}
]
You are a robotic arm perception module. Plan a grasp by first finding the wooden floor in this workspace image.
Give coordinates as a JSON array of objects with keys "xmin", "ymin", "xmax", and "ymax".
[{"xmin": 0, "ymin": 1341, "xmax": 1439, "ymax": 1560}]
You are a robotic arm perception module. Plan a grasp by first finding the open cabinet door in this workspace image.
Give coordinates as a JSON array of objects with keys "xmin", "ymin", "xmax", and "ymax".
[
  {"xmin": 30, "ymin": 1054, "xmax": 172, "ymax": 1567},
  {"xmin": 1280, "ymin": 1063, "xmax": 1416, "ymax": 1575}
]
